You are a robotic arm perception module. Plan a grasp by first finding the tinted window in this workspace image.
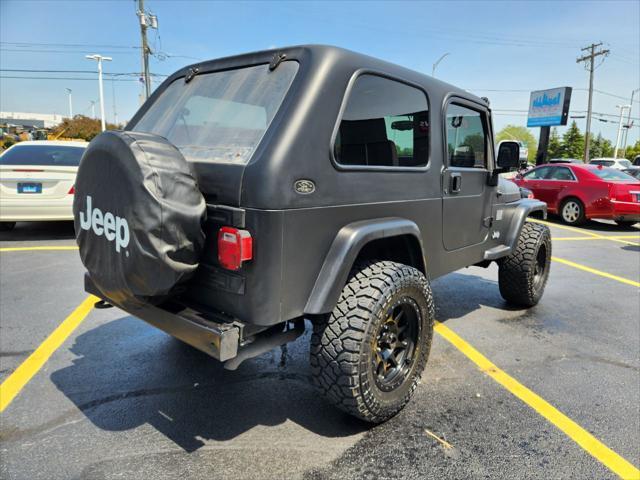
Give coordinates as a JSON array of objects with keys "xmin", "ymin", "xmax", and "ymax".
[
  {"xmin": 0, "ymin": 144, "xmax": 85, "ymax": 166},
  {"xmin": 133, "ymin": 62, "xmax": 298, "ymax": 164},
  {"xmin": 446, "ymin": 104, "xmax": 487, "ymax": 168},
  {"xmin": 549, "ymin": 166, "xmax": 575, "ymax": 180},
  {"xmin": 590, "ymin": 167, "xmax": 637, "ymax": 181},
  {"xmin": 334, "ymin": 75, "xmax": 429, "ymax": 168},
  {"xmin": 523, "ymin": 166, "xmax": 552, "ymax": 179}
]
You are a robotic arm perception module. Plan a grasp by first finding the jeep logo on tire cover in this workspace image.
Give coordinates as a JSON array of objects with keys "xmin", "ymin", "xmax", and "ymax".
[
  {"xmin": 78, "ymin": 195, "xmax": 130, "ymax": 253},
  {"xmin": 294, "ymin": 179, "xmax": 315, "ymax": 194}
]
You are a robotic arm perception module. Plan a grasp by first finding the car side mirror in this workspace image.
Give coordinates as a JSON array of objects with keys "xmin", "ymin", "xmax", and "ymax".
[{"xmin": 496, "ymin": 141, "xmax": 520, "ymax": 170}]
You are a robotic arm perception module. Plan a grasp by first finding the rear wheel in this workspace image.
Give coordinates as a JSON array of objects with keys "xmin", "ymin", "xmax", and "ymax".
[
  {"xmin": 310, "ymin": 260, "xmax": 434, "ymax": 423},
  {"xmin": 498, "ymin": 222, "xmax": 551, "ymax": 307},
  {"xmin": 560, "ymin": 198, "xmax": 586, "ymax": 226},
  {"xmin": 0, "ymin": 222, "xmax": 16, "ymax": 232}
]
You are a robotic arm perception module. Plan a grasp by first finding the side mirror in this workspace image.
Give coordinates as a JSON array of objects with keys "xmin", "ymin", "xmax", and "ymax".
[{"xmin": 496, "ymin": 141, "xmax": 520, "ymax": 170}]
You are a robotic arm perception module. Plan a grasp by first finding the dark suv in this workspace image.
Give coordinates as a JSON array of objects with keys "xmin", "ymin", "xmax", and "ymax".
[{"xmin": 74, "ymin": 45, "xmax": 550, "ymax": 422}]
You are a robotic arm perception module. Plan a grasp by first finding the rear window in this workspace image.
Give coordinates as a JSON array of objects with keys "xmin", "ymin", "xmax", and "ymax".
[
  {"xmin": 0, "ymin": 144, "xmax": 85, "ymax": 166},
  {"xmin": 590, "ymin": 167, "xmax": 637, "ymax": 181},
  {"xmin": 132, "ymin": 62, "xmax": 298, "ymax": 164}
]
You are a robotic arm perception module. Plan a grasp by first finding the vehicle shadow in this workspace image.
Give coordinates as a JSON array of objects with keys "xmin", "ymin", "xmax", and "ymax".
[
  {"xmin": 47, "ymin": 270, "xmax": 516, "ymax": 453},
  {"xmin": 432, "ymin": 270, "xmax": 522, "ymax": 322},
  {"xmin": 49, "ymin": 316, "xmax": 366, "ymax": 452},
  {"xmin": 544, "ymin": 216, "xmax": 639, "ymax": 232},
  {"xmin": 0, "ymin": 221, "xmax": 75, "ymax": 242}
]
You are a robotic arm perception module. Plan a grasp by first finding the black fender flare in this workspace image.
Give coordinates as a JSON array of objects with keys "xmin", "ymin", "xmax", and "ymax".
[
  {"xmin": 503, "ymin": 198, "xmax": 547, "ymax": 252},
  {"xmin": 304, "ymin": 217, "xmax": 425, "ymax": 315}
]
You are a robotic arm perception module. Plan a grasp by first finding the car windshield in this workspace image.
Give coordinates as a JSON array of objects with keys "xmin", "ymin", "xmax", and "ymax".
[
  {"xmin": 0, "ymin": 144, "xmax": 85, "ymax": 166},
  {"xmin": 618, "ymin": 159, "xmax": 632, "ymax": 168},
  {"xmin": 590, "ymin": 167, "xmax": 637, "ymax": 181},
  {"xmin": 132, "ymin": 62, "xmax": 299, "ymax": 164}
]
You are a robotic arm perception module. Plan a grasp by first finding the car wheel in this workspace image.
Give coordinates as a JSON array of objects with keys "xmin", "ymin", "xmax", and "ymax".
[
  {"xmin": 310, "ymin": 260, "xmax": 434, "ymax": 423},
  {"xmin": 498, "ymin": 222, "xmax": 551, "ymax": 307},
  {"xmin": 0, "ymin": 222, "xmax": 16, "ymax": 232},
  {"xmin": 560, "ymin": 198, "xmax": 586, "ymax": 226}
]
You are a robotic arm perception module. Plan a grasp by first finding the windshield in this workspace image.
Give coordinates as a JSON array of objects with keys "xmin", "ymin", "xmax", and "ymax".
[
  {"xmin": 132, "ymin": 62, "xmax": 298, "ymax": 164},
  {"xmin": 591, "ymin": 167, "xmax": 637, "ymax": 181},
  {"xmin": 0, "ymin": 144, "xmax": 85, "ymax": 166},
  {"xmin": 618, "ymin": 159, "xmax": 632, "ymax": 168}
]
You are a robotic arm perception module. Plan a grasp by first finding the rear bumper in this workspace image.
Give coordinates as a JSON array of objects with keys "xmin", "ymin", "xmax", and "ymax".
[
  {"xmin": 84, "ymin": 274, "xmax": 242, "ymax": 361},
  {"xmin": 0, "ymin": 197, "xmax": 73, "ymax": 221},
  {"xmin": 610, "ymin": 200, "xmax": 640, "ymax": 222}
]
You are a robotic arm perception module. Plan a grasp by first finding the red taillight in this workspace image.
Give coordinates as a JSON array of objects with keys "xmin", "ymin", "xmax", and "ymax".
[
  {"xmin": 68, "ymin": 185, "xmax": 75, "ymax": 194},
  {"xmin": 218, "ymin": 227, "xmax": 253, "ymax": 271}
]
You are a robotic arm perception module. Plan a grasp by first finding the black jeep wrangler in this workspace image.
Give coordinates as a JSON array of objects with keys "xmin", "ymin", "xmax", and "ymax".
[{"xmin": 74, "ymin": 45, "xmax": 550, "ymax": 423}]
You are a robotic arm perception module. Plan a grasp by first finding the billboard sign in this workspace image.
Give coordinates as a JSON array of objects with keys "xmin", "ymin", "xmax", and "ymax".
[{"xmin": 527, "ymin": 87, "xmax": 572, "ymax": 127}]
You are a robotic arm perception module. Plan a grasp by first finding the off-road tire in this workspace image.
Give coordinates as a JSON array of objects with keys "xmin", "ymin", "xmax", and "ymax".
[
  {"xmin": 559, "ymin": 197, "xmax": 586, "ymax": 226},
  {"xmin": 0, "ymin": 222, "xmax": 16, "ymax": 232},
  {"xmin": 498, "ymin": 222, "xmax": 551, "ymax": 307},
  {"xmin": 310, "ymin": 260, "xmax": 435, "ymax": 423}
]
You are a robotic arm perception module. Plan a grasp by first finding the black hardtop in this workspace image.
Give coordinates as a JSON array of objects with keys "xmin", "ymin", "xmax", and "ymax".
[{"xmin": 127, "ymin": 45, "xmax": 488, "ymax": 210}]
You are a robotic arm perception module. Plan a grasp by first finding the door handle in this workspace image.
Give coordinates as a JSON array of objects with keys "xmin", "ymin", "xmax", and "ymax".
[{"xmin": 450, "ymin": 173, "xmax": 462, "ymax": 193}]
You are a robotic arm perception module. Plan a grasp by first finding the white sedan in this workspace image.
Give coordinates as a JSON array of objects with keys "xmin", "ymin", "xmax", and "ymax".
[{"xmin": 0, "ymin": 140, "xmax": 88, "ymax": 231}]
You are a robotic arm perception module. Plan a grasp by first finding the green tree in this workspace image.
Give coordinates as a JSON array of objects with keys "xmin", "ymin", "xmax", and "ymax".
[
  {"xmin": 495, "ymin": 124, "xmax": 537, "ymax": 163},
  {"xmin": 547, "ymin": 127, "xmax": 563, "ymax": 159},
  {"xmin": 52, "ymin": 115, "xmax": 120, "ymax": 141},
  {"xmin": 624, "ymin": 139, "xmax": 640, "ymax": 161},
  {"xmin": 560, "ymin": 121, "xmax": 584, "ymax": 159},
  {"xmin": 589, "ymin": 133, "xmax": 614, "ymax": 159}
]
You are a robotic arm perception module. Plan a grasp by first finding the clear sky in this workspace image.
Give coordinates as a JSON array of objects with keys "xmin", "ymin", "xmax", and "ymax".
[{"xmin": 1, "ymin": 0, "xmax": 639, "ymax": 145}]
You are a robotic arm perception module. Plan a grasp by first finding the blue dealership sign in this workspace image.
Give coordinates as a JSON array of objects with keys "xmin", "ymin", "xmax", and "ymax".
[{"xmin": 527, "ymin": 87, "xmax": 572, "ymax": 127}]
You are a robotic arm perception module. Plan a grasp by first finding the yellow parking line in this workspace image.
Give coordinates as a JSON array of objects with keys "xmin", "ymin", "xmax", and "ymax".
[
  {"xmin": 552, "ymin": 256, "xmax": 640, "ymax": 288},
  {"xmin": 529, "ymin": 219, "xmax": 639, "ymax": 246},
  {"xmin": 0, "ymin": 246, "xmax": 79, "ymax": 252},
  {"xmin": 435, "ymin": 322, "xmax": 640, "ymax": 479},
  {"xmin": 0, "ymin": 295, "xmax": 96, "ymax": 412},
  {"xmin": 553, "ymin": 235, "xmax": 640, "ymax": 241}
]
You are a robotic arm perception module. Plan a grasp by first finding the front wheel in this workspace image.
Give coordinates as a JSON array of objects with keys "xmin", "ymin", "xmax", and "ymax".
[
  {"xmin": 498, "ymin": 222, "xmax": 551, "ymax": 307},
  {"xmin": 310, "ymin": 260, "xmax": 435, "ymax": 423}
]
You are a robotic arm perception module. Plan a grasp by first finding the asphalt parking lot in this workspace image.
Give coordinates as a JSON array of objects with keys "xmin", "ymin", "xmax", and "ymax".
[{"xmin": 0, "ymin": 218, "xmax": 639, "ymax": 480}]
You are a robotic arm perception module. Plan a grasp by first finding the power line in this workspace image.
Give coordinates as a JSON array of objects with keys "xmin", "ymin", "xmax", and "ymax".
[{"xmin": 1, "ymin": 41, "xmax": 140, "ymax": 49}]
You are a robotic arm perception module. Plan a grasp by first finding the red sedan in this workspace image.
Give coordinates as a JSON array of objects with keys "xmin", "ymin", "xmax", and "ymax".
[{"xmin": 513, "ymin": 163, "xmax": 640, "ymax": 226}]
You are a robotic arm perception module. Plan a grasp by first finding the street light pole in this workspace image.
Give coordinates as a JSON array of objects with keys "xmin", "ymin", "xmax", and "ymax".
[
  {"xmin": 85, "ymin": 54, "xmax": 112, "ymax": 132},
  {"xmin": 621, "ymin": 88, "xmax": 639, "ymax": 158},
  {"xmin": 65, "ymin": 88, "xmax": 73, "ymax": 118},
  {"xmin": 432, "ymin": 53, "xmax": 450, "ymax": 78},
  {"xmin": 613, "ymin": 104, "xmax": 630, "ymax": 158}
]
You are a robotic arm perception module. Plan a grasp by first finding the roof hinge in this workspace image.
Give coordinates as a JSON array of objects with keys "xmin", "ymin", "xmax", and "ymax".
[{"xmin": 269, "ymin": 52, "xmax": 286, "ymax": 71}]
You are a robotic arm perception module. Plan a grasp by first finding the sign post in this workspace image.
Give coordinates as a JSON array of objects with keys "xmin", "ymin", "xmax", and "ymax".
[{"xmin": 527, "ymin": 87, "xmax": 572, "ymax": 165}]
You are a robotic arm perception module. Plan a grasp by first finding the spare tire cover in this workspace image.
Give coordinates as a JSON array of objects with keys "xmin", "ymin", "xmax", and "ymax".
[{"xmin": 73, "ymin": 130, "xmax": 206, "ymax": 306}]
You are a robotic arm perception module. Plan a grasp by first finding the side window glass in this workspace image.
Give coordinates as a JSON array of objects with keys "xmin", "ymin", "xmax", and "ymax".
[
  {"xmin": 524, "ymin": 166, "xmax": 551, "ymax": 179},
  {"xmin": 550, "ymin": 167, "xmax": 575, "ymax": 180},
  {"xmin": 446, "ymin": 104, "xmax": 487, "ymax": 168},
  {"xmin": 334, "ymin": 75, "xmax": 429, "ymax": 168}
]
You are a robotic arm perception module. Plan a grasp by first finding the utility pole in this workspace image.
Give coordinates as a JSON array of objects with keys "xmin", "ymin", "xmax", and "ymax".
[
  {"xmin": 576, "ymin": 42, "xmax": 609, "ymax": 162},
  {"xmin": 137, "ymin": 0, "xmax": 158, "ymax": 100},
  {"xmin": 65, "ymin": 88, "xmax": 73, "ymax": 118},
  {"xmin": 613, "ymin": 104, "xmax": 630, "ymax": 158},
  {"xmin": 621, "ymin": 88, "xmax": 639, "ymax": 157},
  {"xmin": 432, "ymin": 52, "xmax": 450, "ymax": 78},
  {"xmin": 86, "ymin": 54, "xmax": 112, "ymax": 131}
]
